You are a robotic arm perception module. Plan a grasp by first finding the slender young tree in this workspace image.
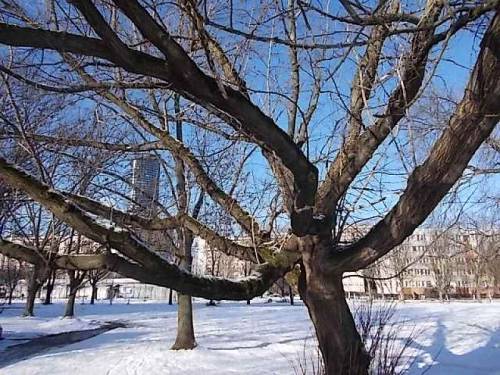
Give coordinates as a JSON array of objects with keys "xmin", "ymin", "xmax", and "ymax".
[
  {"xmin": 0, "ymin": 258, "xmax": 24, "ymax": 304},
  {"xmin": 87, "ymin": 268, "xmax": 108, "ymax": 305},
  {"xmin": 428, "ymin": 232, "xmax": 454, "ymax": 301}
]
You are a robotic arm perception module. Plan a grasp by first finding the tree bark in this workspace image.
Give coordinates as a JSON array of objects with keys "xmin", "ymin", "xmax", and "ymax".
[
  {"xmin": 64, "ymin": 271, "xmax": 84, "ymax": 317},
  {"xmin": 171, "ymin": 292, "xmax": 196, "ymax": 349},
  {"xmin": 43, "ymin": 282, "xmax": 53, "ymax": 305},
  {"xmin": 64, "ymin": 292, "xmax": 77, "ymax": 318},
  {"xmin": 299, "ymin": 236, "xmax": 370, "ymax": 375},
  {"xmin": 171, "ymin": 233, "xmax": 196, "ymax": 350},
  {"xmin": 8, "ymin": 288, "xmax": 14, "ymax": 305},
  {"xmin": 90, "ymin": 283, "xmax": 98, "ymax": 305},
  {"xmin": 23, "ymin": 265, "xmax": 46, "ymax": 317},
  {"xmin": 24, "ymin": 283, "xmax": 39, "ymax": 316},
  {"xmin": 43, "ymin": 270, "xmax": 56, "ymax": 305}
]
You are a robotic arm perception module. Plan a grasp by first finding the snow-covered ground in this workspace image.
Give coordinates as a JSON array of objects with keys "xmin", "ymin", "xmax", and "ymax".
[{"xmin": 1, "ymin": 299, "xmax": 499, "ymax": 374}]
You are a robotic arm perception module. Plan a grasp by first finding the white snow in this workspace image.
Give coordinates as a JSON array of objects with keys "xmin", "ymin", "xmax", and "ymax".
[{"xmin": 1, "ymin": 299, "xmax": 499, "ymax": 374}]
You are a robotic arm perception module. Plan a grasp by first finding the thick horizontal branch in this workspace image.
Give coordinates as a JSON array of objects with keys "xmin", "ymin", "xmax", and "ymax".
[
  {"xmin": 0, "ymin": 239, "xmax": 286, "ymax": 300},
  {"xmin": 0, "ymin": 163, "xmax": 263, "ymax": 264},
  {"xmin": 55, "ymin": 253, "xmax": 287, "ymax": 300},
  {"xmin": 0, "ymin": 23, "xmax": 171, "ymax": 80},
  {"xmin": 0, "ymin": 65, "xmax": 170, "ymax": 93},
  {"xmin": 66, "ymin": 193, "xmax": 261, "ymax": 263},
  {"xmin": 6, "ymin": 133, "xmax": 165, "ymax": 153},
  {"xmin": 0, "ymin": 156, "xmax": 171, "ymax": 271},
  {"xmin": 0, "ymin": 238, "xmax": 45, "ymax": 265}
]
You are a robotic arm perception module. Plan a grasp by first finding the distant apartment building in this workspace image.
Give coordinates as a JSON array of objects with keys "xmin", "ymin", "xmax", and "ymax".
[
  {"xmin": 344, "ymin": 227, "xmax": 500, "ymax": 299},
  {"xmin": 193, "ymin": 227, "xmax": 499, "ymax": 300},
  {"xmin": 129, "ymin": 154, "xmax": 161, "ymax": 216}
]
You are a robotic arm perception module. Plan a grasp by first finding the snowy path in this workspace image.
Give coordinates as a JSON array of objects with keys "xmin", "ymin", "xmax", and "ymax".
[
  {"xmin": 0, "ymin": 321, "xmax": 125, "ymax": 368},
  {"xmin": 0, "ymin": 300, "xmax": 499, "ymax": 374}
]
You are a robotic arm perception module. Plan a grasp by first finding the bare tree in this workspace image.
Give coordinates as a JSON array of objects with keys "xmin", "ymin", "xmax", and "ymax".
[
  {"xmin": 42, "ymin": 269, "xmax": 58, "ymax": 305},
  {"xmin": 388, "ymin": 246, "xmax": 414, "ymax": 301},
  {"xmin": 0, "ymin": 1, "xmax": 499, "ymax": 373},
  {"xmin": 464, "ymin": 232, "xmax": 500, "ymax": 300},
  {"xmin": 87, "ymin": 268, "xmax": 108, "ymax": 305},
  {"xmin": 61, "ymin": 232, "xmax": 89, "ymax": 318},
  {"xmin": 428, "ymin": 232, "xmax": 454, "ymax": 301},
  {"xmin": 0, "ymin": 257, "xmax": 24, "ymax": 304}
]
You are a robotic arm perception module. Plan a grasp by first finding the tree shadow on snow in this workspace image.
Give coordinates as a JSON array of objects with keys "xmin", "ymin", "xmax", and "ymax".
[
  {"xmin": 409, "ymin": 319, "xmax": 500, "ymax": 375},
  {"xmin": 0, "ymin": 322, "xmax": 126, "ymax": 368}
]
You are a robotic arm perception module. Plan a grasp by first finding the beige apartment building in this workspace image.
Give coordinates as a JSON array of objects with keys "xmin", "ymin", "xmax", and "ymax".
[{"xmin": 343, "ymin": 227, "xmax": 500, "ymax": 299}]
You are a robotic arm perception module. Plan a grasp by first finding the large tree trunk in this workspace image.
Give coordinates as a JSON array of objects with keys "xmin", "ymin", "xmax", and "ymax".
[
  {"xmin": 24, "ymin": 283, "xmax": 39, "ymax": 317},
  {"xmin": 168, "ymin": 288, "xmax": 173, "ymax": 305},
  {"xmin": 23, "ymin": 265, "xmax": 46, "ymax": 317},
  {"xmin": 171, "ymin": 293, "xmax": 196, "ymax": 349},
  {"xmin": 43, "ymin": 282, "xmax": 54, "ymax": 305},
  {"xmin": 43, "ymin": 270, "xmax": 56, "ymax": 305},
  {"xmin": 64, "ymin": 271, "xmax": 83, "ymax": 318},
  {"xmin": 64, "ymin": 292, "xmax": 77, "ymax": 318},
  {"xmin": 8, "ymin": 288, "xmax": 14, "ymax": 305},
  {"xmin": 171, "ymin": 234, "xmax": 196, "ymax": 350},
  {"xmin": 299, "ymin": 236, "xmax": 370, "ymax": 375}
]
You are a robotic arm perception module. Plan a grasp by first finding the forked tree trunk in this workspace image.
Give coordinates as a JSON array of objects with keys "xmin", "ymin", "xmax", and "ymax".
[
  {"xmin": 299, "ymin": 236, "xmax": 370, "ymax": 375},
  {"xmin": 64, "ymin": 271, "xmax": 83, "ymax": 318}
]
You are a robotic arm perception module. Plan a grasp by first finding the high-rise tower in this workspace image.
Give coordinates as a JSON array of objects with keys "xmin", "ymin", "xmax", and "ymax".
[{"xmin": 130, "ymin": 154, "xmax": 160, "ymax": 216}]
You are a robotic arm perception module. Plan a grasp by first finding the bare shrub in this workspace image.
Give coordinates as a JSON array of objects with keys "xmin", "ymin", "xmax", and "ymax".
[
  {"xmin": 354, "ymin": 300, "xmax": 417, "ymax": 375},
  {"xmin": 293, "ymin": 300, "xmax": 417, "ymax": 374},
  {"xmin": 292, "ymin": 333, "xmax": 324, "ymax": 375}
]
